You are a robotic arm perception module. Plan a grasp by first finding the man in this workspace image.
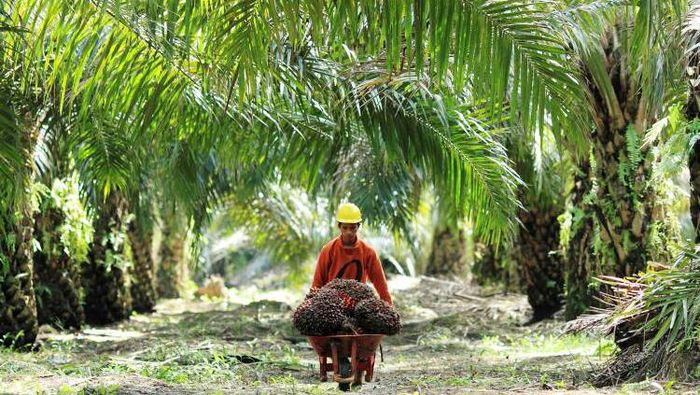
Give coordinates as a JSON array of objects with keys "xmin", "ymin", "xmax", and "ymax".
[
  {"xmin": 311, "ymin": 202, "xmax": 393, "ymax": 390},
  {"xmin": 311, "ymin": 202, "xmax": 392, "ymax": 304}
]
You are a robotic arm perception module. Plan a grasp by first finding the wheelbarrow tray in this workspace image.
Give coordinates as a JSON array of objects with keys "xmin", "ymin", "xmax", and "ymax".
[{"xmin": 308, "ymin": 334, "xmax": 384, "ymax": 385}]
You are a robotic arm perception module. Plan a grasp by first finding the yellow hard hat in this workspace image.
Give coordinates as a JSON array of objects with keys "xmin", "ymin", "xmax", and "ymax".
[{"xmin": 336, "ymin": 202, "xmax": 362, "ymax": 223}]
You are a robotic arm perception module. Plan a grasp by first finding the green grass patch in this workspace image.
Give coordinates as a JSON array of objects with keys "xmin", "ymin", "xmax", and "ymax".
[{"xmin": 478, "ymin": 333, "xmax": 616, "ymax": 357}]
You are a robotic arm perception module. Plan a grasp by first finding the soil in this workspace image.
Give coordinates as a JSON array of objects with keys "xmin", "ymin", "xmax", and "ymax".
[{"xmin": 0, "ymin": 275, "xmax": 688, "ymax": 394}]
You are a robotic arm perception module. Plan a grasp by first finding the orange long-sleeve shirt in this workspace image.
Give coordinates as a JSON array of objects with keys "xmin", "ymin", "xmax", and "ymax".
[{"xmin": 311, "ymin": 236, "xmax": 392, "ymax": 304}]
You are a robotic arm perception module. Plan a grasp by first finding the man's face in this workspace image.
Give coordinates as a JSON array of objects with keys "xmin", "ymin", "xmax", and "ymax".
[{"xmin": 339, "ymin": 222, "xmax": 359, "ymax": 242}]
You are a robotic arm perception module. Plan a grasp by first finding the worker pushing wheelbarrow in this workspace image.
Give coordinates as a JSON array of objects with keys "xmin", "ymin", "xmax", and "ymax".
[{"xmin": 293, "ymin": 203, "xmax": 401, "ymax": 390}]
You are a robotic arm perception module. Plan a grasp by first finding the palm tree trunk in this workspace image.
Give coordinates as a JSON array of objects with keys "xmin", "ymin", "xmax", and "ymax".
[
  {"xmin": 565, "ymin": 123, "xmax": 658, "ymax": 318},
  {"xmin": 564, "ymin": 164, "xmax": 596, "ymax": 320},
  {"xmin": 425, "ymin": 225, "xmax": 468, "ymax": 277},
  {"xmin": 0, "ymin": 115, "xmax": 39, "ymax": 347},
  {"xmin": 128, "ymin": 221, "xmax": 156, "ymax": 313},
  {"xmin": 0, "ymin": 208, "xmax": 39, "ymax": 347},
  {"xmin": 471, "ymin": 240, "xmax": 503, "ymax": 285},
  {"xmin": 33, "ymin": 205, "xmax": 84, "ymax": 329},
  {"xmin": 685, "ymin": 54, "xmax": 700, "ymax": 241},
  {"xmin": 83, "ymin": 192, "xmax": 132, "ymax": 325},
  {"xmin": 156, "ymin": 217, "xmax": 184, "ymax": 298},
  {"xmin": 564, "ymin": 35, "xmax": 662, "ymax": 319},
  {"xmin": 689, "ymin": 143, "xmax": 700, "ymax": 241},
  {"xmin": 515, "ymin": 205, "xmax": 564, "ymax": 321},
  {"xmin": 590, "ymin": 128, "xmax": 654, "ymax": 276}
]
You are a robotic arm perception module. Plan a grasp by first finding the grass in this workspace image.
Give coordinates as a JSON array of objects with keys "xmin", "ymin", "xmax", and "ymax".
[
  {"xmin": 478, "ymin": 333, "xmax": 618, "ymax": 358},
  {"xmin": 0, "ymin": 285, "xmax": 650, "ymax": 394},
  {"xmin": 0, "ymin": 315, "xmax": 310, "ymax": 393},
  {"xmin": 373, "ymin": 327, "xmax": 616, "ymax": 393},
  {"xmin": 57, "ymin": 384, "xmax": 121, "ymax": 395},
  {"xmin": 0, "ymin": 327, "xmax": 607, "ymax": 393},
  {"xmin": 445, "ymin": 376, "xmax": 475, "ymax": 386}
]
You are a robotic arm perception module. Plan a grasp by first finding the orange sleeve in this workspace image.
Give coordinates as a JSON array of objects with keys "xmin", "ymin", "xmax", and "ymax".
[
  {"xmin": 367, "ymin": 249, "xmax": 392, "ymax": 305},
  {"xmin": 311, "ymin": 244, "xmax": 331, "ymax": 290}
]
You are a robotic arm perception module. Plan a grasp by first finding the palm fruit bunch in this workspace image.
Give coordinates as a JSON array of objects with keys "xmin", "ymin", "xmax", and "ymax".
[
  {"xmin": 293, "ymin": 279, "xmax": 401, "ymax": 336},
  {"xmin": 341, "ymin": 316, "xmax": 362, "ymax": 334},
  {"xmin": 322, "ymin": 278, "xmax": 377, "ymax": 313},
  {"xmin": 304, "ymin": 287, "xmax": 319, "ymax": 300},
  {"xmin": 293, "ymin": 288, "xmax": 347, "ymax": 335},
  {"xmin": 355, "ymin": 298, "xmax": 401, "ymax": 335}
]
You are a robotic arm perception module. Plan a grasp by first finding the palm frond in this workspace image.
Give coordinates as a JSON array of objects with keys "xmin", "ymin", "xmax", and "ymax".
[
  {"xmin": 569, "ymin": 245, "xmax": 700, "ymax": 380},
  {"xmin": 83, "ymin": 1, "xmax": 592, "ymax": 149},
  {"xmin": 345, "ymin": 72, "xmax": 523, "ymax": 243},
  {"xmin": 72, "ymin": 120, "xmax": 131, "ymax": 201},
  {"xmin": 550, "ymin": 1, "xmax": 621, "ymax": 59},
  {"xmin": 629, "ymin": 0, "xmax": 686, "ymax": 117},
  {"xmin": 1, "ymin": 0, "xmax": 571, "ymax": 247},
  {"xmin": 507, "ymin": 123, "xmax": 570, "ymax": 209},
  {"xmin": 223, "ymin": 182, "xmax": 332, "ymax": 270}
]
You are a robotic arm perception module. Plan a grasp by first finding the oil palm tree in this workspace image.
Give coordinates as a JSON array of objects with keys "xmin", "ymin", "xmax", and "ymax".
[
  {"xmin": 32, "ymin": 178, "xmax": 92, "ymax": 329},
  {"xmin": 508, "ymin": 131, "xmax": 569, "ymax": 321},
  {"xmin": 126, "ymin": 191, "xmax": 157, "ymax": 312},
  {"xmin": 80, "ymin": 190, "xmax": 134, "ymax": 324},
  {"xmin": 0, "ymin": 0, "xmax": 283, "ymax": 329},
  {"xmin": 0, "ymin": 82, "xmax": 40, "ymax": 347},
  {"xmin": 565, "ymin": 3, "xmax": 700, "ymax": 383},
  {"xmin": 101, "ymin": 0, "xmax": 700, "ymax": 324},
  {"xmin": 551, "ymin": 0, "xmax": 686, "ymax": 318}
]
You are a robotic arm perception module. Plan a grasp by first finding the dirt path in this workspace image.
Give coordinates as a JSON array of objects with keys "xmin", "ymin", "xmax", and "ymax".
[{"xmin": 0, "ymin": 276, "xmax": 674, "ymax": 394}]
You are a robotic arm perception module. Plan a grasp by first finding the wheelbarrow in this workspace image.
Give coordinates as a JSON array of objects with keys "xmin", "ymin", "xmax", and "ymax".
[{"xmin": 308, "ymin": 334, "xmax": 384, "ymax": 389}]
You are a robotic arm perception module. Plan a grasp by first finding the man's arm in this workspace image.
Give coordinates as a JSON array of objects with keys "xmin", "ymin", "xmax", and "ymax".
[
  {"xmin": 311, "ymin": 244, "xmax": 331, "ymax": 290},
  {"xmin": 367, "ymin": 250, "xmax": 392, "ymax": 304}
]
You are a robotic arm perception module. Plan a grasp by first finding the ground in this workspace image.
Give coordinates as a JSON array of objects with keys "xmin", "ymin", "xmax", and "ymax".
[{"xmin": 0, "ymin": 276, "xmax": 689, "ymax": 394}]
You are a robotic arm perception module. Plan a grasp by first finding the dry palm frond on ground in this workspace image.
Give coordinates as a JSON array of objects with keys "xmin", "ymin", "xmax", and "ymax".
[{"xmin": 568, "ymin": 247, "xmax": 700, "ymax": 384}]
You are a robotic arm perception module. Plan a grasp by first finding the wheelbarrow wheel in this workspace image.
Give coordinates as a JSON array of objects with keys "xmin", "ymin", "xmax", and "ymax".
[{"xmin": 338, "ymin": 358, "xmax": 351, "ymax": 392}]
